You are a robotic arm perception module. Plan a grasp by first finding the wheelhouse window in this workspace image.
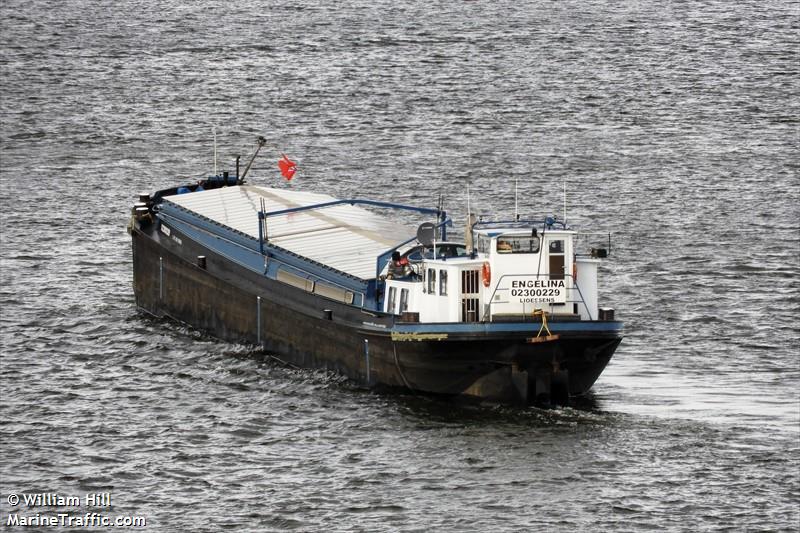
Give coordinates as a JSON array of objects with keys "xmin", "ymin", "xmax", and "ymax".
[
  {"xmin": 427, "ymin": 268, "xmax": 436, "ymax": 294},
  {"xmin": 387, "ymin": 286, "xmax": 397, "ymax": 313},
  {"xmin": 496, "ymin": 235, "xmax": 541, "ymax": 254},
  {"xmin": 399, "ymin": 288, "xmax": 409, "ymax": 312},
  {"xmin": 439, "ymin": 270, "xmax": 448, "ymax": 296}
]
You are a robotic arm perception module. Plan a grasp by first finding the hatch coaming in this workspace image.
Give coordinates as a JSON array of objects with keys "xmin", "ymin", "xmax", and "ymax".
[
  {"xmin": 160, "ymin": 185, "xmax": 419, "ymax": 281},
  {"xmin": 154, "ymin": 203, "xmax": 372, "ymax": 308},
  {"xmin": 153, "ymin": 183, "xmax": 458, "ymax": 312}
]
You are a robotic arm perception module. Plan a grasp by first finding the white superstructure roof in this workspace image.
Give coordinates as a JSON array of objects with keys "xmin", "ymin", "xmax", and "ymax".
[{"xmin": 163, "ymin": 185, "xmax": 417, "ymax": 279}]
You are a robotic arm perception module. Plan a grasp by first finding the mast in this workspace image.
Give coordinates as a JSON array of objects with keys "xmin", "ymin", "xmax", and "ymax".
[{"xmin": 213, "ymin": 127, "xmax": 218, "ymax": 177}]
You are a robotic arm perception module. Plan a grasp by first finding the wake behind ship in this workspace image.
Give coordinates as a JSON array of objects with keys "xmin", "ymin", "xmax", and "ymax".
[{"xmin": 128, "ymin": 146, "xmax": 622, "ymax": 406}]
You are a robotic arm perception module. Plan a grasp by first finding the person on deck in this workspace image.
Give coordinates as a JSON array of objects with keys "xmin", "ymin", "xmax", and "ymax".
[{"xmin": 387, "ymin": 251, "xmax": 411, "ymax": 279}]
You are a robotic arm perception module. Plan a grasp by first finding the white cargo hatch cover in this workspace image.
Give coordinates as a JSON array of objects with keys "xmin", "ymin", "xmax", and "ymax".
[{"xmin": 163, "ymin": 185, "xmax": 417, "ymax": 280}]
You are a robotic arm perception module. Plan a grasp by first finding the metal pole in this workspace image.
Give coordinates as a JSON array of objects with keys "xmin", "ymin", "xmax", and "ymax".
[
  {"xmin": 258, "ymin": 211, "xmax": 264, "ymax": 255},
  {"xmin": 213, "ymin": 127, "xmax": 218, "ymax": 177},
  {"xmin": 241, "ymin": 136, "xmax": 267, "ymax": 181},
  {"xmin": 159, "ymin": 257, "xmax": 163, "ymax": 301},
  {"xmin": 257, "ymin": 296, "xmax": 262, "ymax": 344},
  {"xmin": 363, "ymin": 339, "xmax": 370, "ymax": 385}
]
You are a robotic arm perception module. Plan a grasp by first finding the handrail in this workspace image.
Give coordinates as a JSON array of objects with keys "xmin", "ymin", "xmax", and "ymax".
[
  {"xmin": 264, "ymin": 198, "xmax": 443, "ymax": 218},
  {"xmin": 473, "ymin": 218, "xmax": 569, "ymax": 230},
  {"xmin": 575, "ymin": 231, "xmax": 613, "ymax": 256}
]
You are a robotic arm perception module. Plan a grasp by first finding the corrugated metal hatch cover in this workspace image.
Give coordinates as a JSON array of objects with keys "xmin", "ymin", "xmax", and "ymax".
[{"xmin": 164, "ymin": 185, "xmax": 417, "ymax": 279}]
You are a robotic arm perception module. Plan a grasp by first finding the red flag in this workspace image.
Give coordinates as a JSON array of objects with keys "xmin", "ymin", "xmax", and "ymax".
[{"xmin": 278, "ymin": 154, "xmax": 297, "ymax": 180}]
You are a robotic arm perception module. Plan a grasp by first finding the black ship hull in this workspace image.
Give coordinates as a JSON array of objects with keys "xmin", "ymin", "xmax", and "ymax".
[{"xmin": 130, "ymin": 219, "xmax": 622, "ymax": 406}]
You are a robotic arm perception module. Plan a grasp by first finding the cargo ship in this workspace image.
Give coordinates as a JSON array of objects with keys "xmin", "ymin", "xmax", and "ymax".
[{"xmin": 128, "ymin": 143, "xmax": 622, "ymax": 405}]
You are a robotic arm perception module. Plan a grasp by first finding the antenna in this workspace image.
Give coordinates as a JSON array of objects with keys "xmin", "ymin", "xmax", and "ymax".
[
  {"xmin": 465, "ymin": 181, "xmax": 475, "ymax": 254},
  {"xmin": 262, "ymin": 198, "xmax": 268, "ymax": 241},
  {"xmin": 563, "ymin": 176, "xmax": 567, "ymax": 226},
  {"xmin": 213, "ymin": 127, "xmax": 218, "ymax": 177},
  {"xmin": 436, "ymin": 192, "xmax": 444, "ymax": 240},
  {"xmin": 467, "ymin": 182, "xmax": 471, "ymax": 216},
  {"xmin": 514, "ymin": 178, "xmax": 519, "ymax": 221}
]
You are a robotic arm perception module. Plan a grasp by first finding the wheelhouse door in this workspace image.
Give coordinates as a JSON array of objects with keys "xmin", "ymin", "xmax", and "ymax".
[{"xmin": 548, "ymin": 239, "xmax": 565, "ymax": 279}]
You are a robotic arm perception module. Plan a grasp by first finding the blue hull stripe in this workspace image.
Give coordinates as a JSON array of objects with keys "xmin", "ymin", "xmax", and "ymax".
[{"xmin": 390, "ymin": 321, "xmax": 623, "ymax": 335}]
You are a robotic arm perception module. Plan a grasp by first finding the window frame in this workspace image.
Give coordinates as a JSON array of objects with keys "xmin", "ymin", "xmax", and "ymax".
[{"xmin": 427, "ymin": 268, "xmax": 437, "ymax": 294}]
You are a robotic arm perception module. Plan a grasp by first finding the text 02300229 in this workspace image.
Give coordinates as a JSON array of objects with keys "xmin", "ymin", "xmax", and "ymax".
[{"xmin": 508, "ymin": 278, "xmax": 566, "ymax": 304}]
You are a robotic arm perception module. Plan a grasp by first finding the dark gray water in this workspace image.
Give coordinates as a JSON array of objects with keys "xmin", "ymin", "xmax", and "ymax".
[{"xmin": 1, "ymin": 1, "xmax": 798, "ymax": 531}]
